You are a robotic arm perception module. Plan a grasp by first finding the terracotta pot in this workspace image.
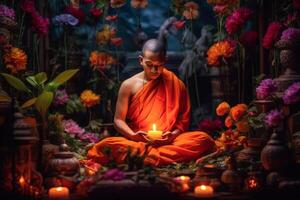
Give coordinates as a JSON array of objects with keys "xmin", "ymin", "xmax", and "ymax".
[{"xmin": 261, "ymin": 130, "xmax": 290, "ymax": 171}]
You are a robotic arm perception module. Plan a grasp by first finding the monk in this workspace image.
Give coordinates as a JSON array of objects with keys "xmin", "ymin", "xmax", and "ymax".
[{"xmin": 88, "ymin": 39, "xmax": 215, "ymax": 166}]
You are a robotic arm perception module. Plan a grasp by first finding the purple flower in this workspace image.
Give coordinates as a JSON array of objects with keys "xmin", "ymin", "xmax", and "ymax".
[
  {"xmin": 54, "ymin": 89, "xmax": 69, "ymax": 105},
  {"xmin": 264, "ymin": 109, "xmax": 284, "ymax": 128},
  {"xmin": 280, "ymin": 28, "xmax": 300, "ymax": 42},
  {"xmin": 0, "ymin": 4, "xmax": 15, "ymax": 20},
  {"xmin": 52, "ymin": 14, "xmax": 79, "ymax": 26},
  {"xmin": 283, "ymin": 82, "xmax": 300, "ymax": 105},
  {"xmin": 63, "ymin": 119, "xmax": 85, "ymax": 136},
  {"xmin": 256, "ymin": 79, "xmax": 277, "ymax": 100},
  {"xmin": 79, "ymin": 132, "xmax": 99, "ymax": 143},
  {"xmin": 102, "ymin": 169, "xmax": 125, "ymax": 181}
]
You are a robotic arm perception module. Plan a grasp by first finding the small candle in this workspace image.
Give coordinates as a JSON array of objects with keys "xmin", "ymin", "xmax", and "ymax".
[
  {"xmin": 147, "ymin": 124, "xmax": 162, "ymax": 140},
  {"xmin": 174, "ymin": 176, "xmax": 191, "ymax": 184},
  {"xmin": 194, "ymin": 185, "xmax": 214, "ymax": 198},
  {"xmin": 19, "ymin": 176, "xmax": 25, "ymax": 194},
  {"xmin": 49, "ymin": 187, "xmax": 69, "ymax": 200}
]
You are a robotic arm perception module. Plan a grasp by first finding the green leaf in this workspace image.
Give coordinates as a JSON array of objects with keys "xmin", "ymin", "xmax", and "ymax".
[
  {"xmin": 52, "ymin": 69, "xmax": 79, "ymax": 86},
  {"xmin": 26, "ymin": 76, "xmax": 38, "ymax": 87},
  {"xmin": 21, "ymin": 97, "xmax": 37, "ymax": 109},
  {"xmin": 1, "ymin": 73, "xmax": 31, "ymax": 93},
  {"xmin": 35, "ymin": 72, "xmax": 47, "ymax": 84},
  {"xmin": 35, "ymin": 91, "xmax": 53, "ymax": 118}
]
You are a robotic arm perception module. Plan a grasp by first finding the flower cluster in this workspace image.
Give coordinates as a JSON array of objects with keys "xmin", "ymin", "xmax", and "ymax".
[
  {"xmin": 21, "ymin": 0, "xmax": 49, "ymax": 36},
  {"xmin": 262, "ymin": 22, "xmax": 283, "ymax": 49},
  {"xmin": 0, "ymin": 4, "xmax": 15, "ymax": 20},
  {"xmin": 256, "ymin": 79, "xmax": 277, "ymax": 100},
  {"xmin": 183, "ymin": 1, "xmax": 199, "ymax": 20},
  {"xmin": 102, "ymin": 168, "xmax": 125, "ymax": 181},
  {"xmin": 207, "ymin": 0, "xmax": 238, "ymax": 15},
  {"xmin": 89, "ymin": 51, "xmax": 117, "ymax": 72},
  {"xmin": 80, "ymin": 159, "xmax": 101, "ymax": 175},
  {"xmin": 280, "ymin": 28, "xmax": 300, "ymax": 43},
  {"xmin": 283, "ymin": 82, "xmax": 300, "ymax": 105},
  {"xmin": 264, "ymin": 109, "xmax": 284, "ymax": 128},
  {"xmin": 215, "ymin": 129, "xmax": 247, "ymax": 151},
  {"xmin": 207, "ymin": 40, "xmax": 236, "ymax": 66},
  {"xmin": 52, "ymin": 14, "xmax": 79, "ymax": 26},
  {"xmin": 64, "ymin": 6, "xmax": 86, "ymax": 23},
  {"xmin": 80, "ymin": 90, "xmax": 100, "ymax": 108},
  {"xmin": 3, "ymin": 45, "xmax": 27, "ymax": 74},
  {"xmin": 131, "ymin": 0, "xmax": 148, "ymax": 9},
  {"xmin": 225, "ymin": 7, "xmax": 252, "ymax": 35},
  {"xmin": 54, "ymin": 89, "xmax": 69, "ymax": 106},
  {"xmin": 96, "ymin": 25, "xmax": 117, "ymax": 45}
]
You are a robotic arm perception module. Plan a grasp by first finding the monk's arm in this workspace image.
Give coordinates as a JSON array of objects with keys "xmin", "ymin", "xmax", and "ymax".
[{"xmin": 114, "ymin": 81, "xmax": 135, "ymax": 138}]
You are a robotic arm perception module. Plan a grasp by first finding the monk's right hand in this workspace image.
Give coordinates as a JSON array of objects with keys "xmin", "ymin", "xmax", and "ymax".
[{"xmin": 131, "ymin": 131, "xmax": 151, "ymax": 143}]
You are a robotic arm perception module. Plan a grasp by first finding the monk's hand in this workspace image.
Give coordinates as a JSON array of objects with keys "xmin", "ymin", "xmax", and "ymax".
[
  {"xmin": 131, "ymin": 131, "xmax": 151, "ymax": 143},
  {"xmin": 151, "ymin": 137, "xmax": 170, "ymax": 147}
]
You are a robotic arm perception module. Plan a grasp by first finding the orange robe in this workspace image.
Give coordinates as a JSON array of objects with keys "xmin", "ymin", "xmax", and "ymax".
[{"xmin": 88, "ymin": 69, "xmax": 215, "ymax": 166}]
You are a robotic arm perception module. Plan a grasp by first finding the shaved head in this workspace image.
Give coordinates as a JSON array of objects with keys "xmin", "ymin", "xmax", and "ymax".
[{"xmin": 142, "ymin": 39, "xmax": 166, "ymax": 57}]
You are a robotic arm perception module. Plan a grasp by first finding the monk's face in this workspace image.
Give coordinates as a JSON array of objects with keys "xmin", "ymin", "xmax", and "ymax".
[{"xmin": 139, "ymin": 50, "xmax": 165, "ymax": 80}]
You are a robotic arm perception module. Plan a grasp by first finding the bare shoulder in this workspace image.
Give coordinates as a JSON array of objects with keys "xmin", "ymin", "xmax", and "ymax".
[{"xmin": 119, "ymin": 72, "xmax": 143, "ymax": 95}]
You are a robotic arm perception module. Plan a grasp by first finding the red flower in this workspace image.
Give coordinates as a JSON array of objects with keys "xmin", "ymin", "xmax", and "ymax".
[
  {"xmin": 21, "ymin": 0, "xmax": 36, "ymax": 14},
  {"xmin": 110, "ymin": 37, "xmax": 123, "ymax": 46},
  {"xmin": 105, "ymin": 15, "xmax": 118, "ymax": 22},
  {"xmin": 64, "ymin": 6, "xmax": 86, "ymax": 23},
  {"xmin": 225, "ymin": 7, "xmax": 253, "ymax": 35},
  {"xmin": 262, "ymin": 22, "xmax": 283, "ymax": 49},
  {"xmin": 173, "ymin": 20, "xmax": 185, "ymax": 29},
  {"xmin": 83, "ymin": 0, "xmax": 95, "ymax": 4},
  {"xmin": 31, "ymin": 12, "xmax": 49, "ymax": 36},
  {"xmin": 293, "ymin": 0, "xmax": 300, "ymax": 9},
  {"xmin": 90, "ymin": 7, "xmax": 103, "ymax": 17},
  {"xmin": 198, "ymin": 119, "xmax": 223, "ymax": 135},
  {"xmin": 239, "ymin": 31, "xmax": 258, "ymax": 49},
  {"xmin": 213, "ymin": 4, "xmax": 228, "ymax": 15}
]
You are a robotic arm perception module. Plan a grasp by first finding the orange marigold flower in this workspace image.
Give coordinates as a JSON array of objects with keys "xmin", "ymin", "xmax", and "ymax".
[
  {"xmin": 183, "ymin": 1, "xmax": 199, "ymax": 20},
  {"xmin": 80, "ymin": 90, "xmax": 100, "ymax": 108},
  {"xmin": 89, "ymin": 51, "xmax": 116, "ymax": 72},
  {"xmin": 230, "ymin": 103, "xmax": 248, "ymax": 121},
  {"xmin": 96, "ymin": 25, "xmax": 116, "ymax": 45},
  {"xmin": 216, "ymin": 101, "xmax": 230, "ymax": 116},
  {"xmin": 236, "ymin": 119, "xmax": 250, "ymax": 133},
  {"xmin": 3, "ymin": 46, "xmax": 27, "ymax": 74},
  {"xmin": 131, "ymin": 0, "xmax": 148, "ymax": 9},
  {"xmin": 225, "ymin": 116, "xmax": 233, "ymax": 128},
  {"xmin": 207, "ymin": 40, "xmax": 236, "ymax": 66}
]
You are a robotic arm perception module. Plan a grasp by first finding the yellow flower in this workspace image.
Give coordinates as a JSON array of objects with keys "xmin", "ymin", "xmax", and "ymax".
[
  {"xmin": 96, "ymin": 25, "xmax": 116, "ymax": 45},
  {"xmin": 216, "ymin": 101, "xmax": 230, "ymax": 116},
  {"xmin": 131, "ymin": 0, "xmax": 148, "ymax": 8},
  {"xmin": 80, "ymin": 90, "xmax": 100, "ymax": 108},
  {"xmin": 3, "ymin": 46, "xmax": 27, "ymax": 74},
  {"xmin": 183, "ymin": 1, "xmax": 199, "ymax": 20}
]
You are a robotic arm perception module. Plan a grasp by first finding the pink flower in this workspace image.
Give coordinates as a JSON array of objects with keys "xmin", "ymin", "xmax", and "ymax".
[
  {"xmin": 256, "ymin": 79, "xmax": 277, "ymax": 100},
  {"xmin": 103, "ymin": 169, "xmax": 125, "ymax": 181},
  {"xmin": 262, "ymin": 22, "xmax": 283, "ymax": 49},
  {"xmin": 90, "ymin": 7, "xmax": 103, "ymax": 18},
  {"xmin": 280, "ymin": 28, "xmax": 300, "ymax": 42},
  {"xmin": 239, "ymin": 31, "xmax": 258, "ymax": 49},
  {"xmin": 283, "ymin": 82, "xmax": 300, "ymax": 105},
  {"xmin": 79, "ymin": 132, "xmax": 99, "ymax": 143},
  {"xmin": 264, "ymin": 109, "xmax": 284, "ymax": 128},
  {"xmin": 213, "ymin": 4, "xmax": 227, "ymax": 15},
  {"xmin": 21, "ymin": 0, "xmax": 36, "ymax": 14},
  {"xmin": 54, "ymin": 89, "xmax": 69, "ymax": 105},
  {"xmin": 31, "ymin": 12, "xmax": 49, "ymax": 36},
  {"xmin": 64, "ymin": 6, "xmax": 86, "ymax": 23},
  {"xmin": 225, "ymin": 7, "xmax": 253, "ymax": 35},
  {"xmin": 63, "ymin": 119, "xmax": 85, "ymax": 136},
  {"xmin": 0, "ymin": 4, "xmax": 16, "ymax": 20},
  {"xmin": 198, "ymin": 119, "xmax": 223, "ymax": 135}
]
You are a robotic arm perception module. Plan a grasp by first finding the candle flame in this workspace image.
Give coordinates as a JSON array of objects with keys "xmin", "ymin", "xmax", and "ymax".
[
  {"xmin": 200, "ymin": 185, "xmax": 206, "ymax": 190},
  {"xmin": 19, "ymin": 176, "xmax": 25, "ymax": 184},
  {"xmin": 152, "ymin": 124, "xmax": 156, "ymax": 131},
  {"xmin": 56, "ymin": 187, "xmax": 63, "ymax": 191}
]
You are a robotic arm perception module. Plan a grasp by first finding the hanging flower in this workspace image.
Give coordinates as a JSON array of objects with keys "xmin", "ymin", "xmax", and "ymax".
[
  {"xmin": 64, "ymin": 6, "xmax": 86, "ymax": 23},
  {"xmin": 256, "ymin": 79, "xmax": 277, "ymax": 100},
  {"xmin": 110, "ymin": 0, "xmax": 126, "ymax": 8},
  {"xmin": 90, "ymin": 7, "xmax": 103, "ymax": 18},
  {"xmin": 31, "ymin": 12, "xmax": 49, "ymax": 36},
  {"xmin": 52, "ymin": 14, "xmax": 79, "ymax": 26},
  {"xmin": 262, "ymin": 22, "xmax": 283, "ymax": 49},
  {"xmin": 0, "ymin": 4, "xmax": 15, "ymax": 20},
  {"xmin": 54, "ymin": 89, "xmax": 69, "ymax": 106},
  {"xmin": 80, "ymin": 90, "xmax": 100, "ymax": 108},
  {"xmin": 63, "ymin": 119, "xmax": 85, "ymax": 136},
  {"xmin": 230, "ymin": 103, "xmax": 248, "ymax": 121},
  {"xmin": 89, "ymin": 51, "xmax": 117, "ymax": 71},
  {"xmin": 283, "ymin": 82, "xmax": 300, "ymax": 105},
  {"xmin": 216, "ymin": 101, "xmax": 230, "ymax": 116},
  {"xmin": 198, "ymin": 119, "xmax": 223, "ymax": 135},
  {"xmin": 131, "ymin": 0, "xmax": 148, "ymax": 9},
  {"xmin": 183, "ymin": 1, "xmax": 199, "ymax": 20},
  {"xmin": 207, "ymin": 39, "xmax": 236, "ymax": 66},
  {"xmin": 225, "ymin": 7, "xmax": 253, "ymax": 35},
  {"xmin": 264, "ymin": 109, "xmax": 284, "ymax": 128},
  {"xmin": 173, "ymin": 20, "xmax": 185, "ymax": 29},
  {"xmin": 96, "ymin": 25, "xmax": 117, "ymax": 45},
  {"xmin": 280, "ymin": 28, "xmax": 300, "ymax": 43},
  {"xmin": 3, "ymin": 46, "xmax": 27, "ymax": 74},
  {"xmin": 239, "ymin": 31, "xmax": 258, "ymax": 49},
  {"xmin": 105, "ymin": 15, "xmax": 118, "ymax": 22},
  {"xmin": 110, "ymin": 37, "xmax": 123, "ymax": 46}
]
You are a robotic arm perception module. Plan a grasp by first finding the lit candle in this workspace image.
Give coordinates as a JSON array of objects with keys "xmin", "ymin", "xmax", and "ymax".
[
  {"xmin": 48, "ymin": 187, "xmax": 69, "ymax": 200},
  {"xmin": 147, "ymin": 124, "xmax": 162, "ymax": 140},
  {"xmin": 194, "ymin": 185, "xmax": 214, "ymax": 198},
  {"xmin": 174, "ymin": 176, "xmax": 191, "ymax": 184},
  {"xmin": 19, "ymin": 176, "xmax": 25, "ymax": 194}
]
